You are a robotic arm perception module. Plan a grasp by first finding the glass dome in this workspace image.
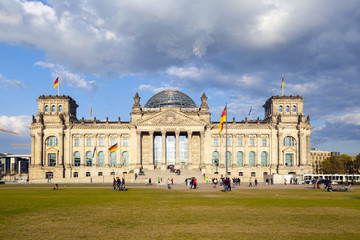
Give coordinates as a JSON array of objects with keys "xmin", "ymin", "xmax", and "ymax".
[{"xmin": 144, "ymin": 90, "xmax": 197, "ymax": 108}]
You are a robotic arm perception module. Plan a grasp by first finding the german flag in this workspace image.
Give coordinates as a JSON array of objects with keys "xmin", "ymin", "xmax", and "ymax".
[
  {"xmin": 109, "ymin": 143, "xmax": 118, "ymax": 152},
  {"xmin": 218, "ymin": 105, "xmax": 227, "ymax": 134},
  {"xmin": 53, "ymin": 77, "xmax": 59, "ymax": 88}
]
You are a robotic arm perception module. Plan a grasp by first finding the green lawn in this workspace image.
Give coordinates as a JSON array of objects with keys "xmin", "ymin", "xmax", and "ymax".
[{"xmin": 0, "ymin": 185, "xmax": 359, "ymax": 240}]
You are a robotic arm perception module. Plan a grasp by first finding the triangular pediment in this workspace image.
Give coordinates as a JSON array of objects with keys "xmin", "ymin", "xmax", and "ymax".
[{"xmin": 136, "ymin": 110, "xmax": 206, "ymax": 127}]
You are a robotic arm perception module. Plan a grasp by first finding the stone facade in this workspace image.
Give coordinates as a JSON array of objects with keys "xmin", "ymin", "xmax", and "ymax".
[{"xmin": 29, "ymin": 91, "xmax": 313, "ymax": 183}]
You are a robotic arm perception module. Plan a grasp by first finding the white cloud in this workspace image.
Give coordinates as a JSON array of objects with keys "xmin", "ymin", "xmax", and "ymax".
[
  {"xmin": 0, "ymin": 73, "xmax": 25, "ymax": 88},
  {"xmin": 328, "ymin": 110, "xmax": 360, "ymax": 126},
  {"xmin": 0, "ymin": 115, "xmax": 31, "ymax": 136},
  {"xmin": 34, "ymin": 61, "xmax": 97, "ymax": 91},
  {"xmin": 138, "ymin": 84, "xmax": 179, "ymax": 93}
]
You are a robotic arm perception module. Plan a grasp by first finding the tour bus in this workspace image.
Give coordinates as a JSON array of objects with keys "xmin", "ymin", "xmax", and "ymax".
[{"xmin": 303, "ymin": 174, "xmax": 360, "ymax": 184}]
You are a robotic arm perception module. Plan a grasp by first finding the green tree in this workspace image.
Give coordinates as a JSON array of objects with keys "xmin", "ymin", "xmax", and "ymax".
[
  {"xmin": 354, "ymin": 153, "xmax": 360, "ymax": 174},
  {"xmin": 341, "ymin": 154, "xmax": 355, "ymax": 174},
  {"xmin": 321, "ymin": 156, "xmax": 345, "ymax": 174}
]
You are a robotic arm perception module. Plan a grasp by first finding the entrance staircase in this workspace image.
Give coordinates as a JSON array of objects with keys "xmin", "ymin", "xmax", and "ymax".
[{"xmin": 134, "ymin": 168, "xmax": 205, "ymax": 184}]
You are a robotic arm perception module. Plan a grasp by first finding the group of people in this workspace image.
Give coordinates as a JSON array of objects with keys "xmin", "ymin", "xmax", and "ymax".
[
  {"xmin": 311, "ymin": 177, "xmax": 332, "ymax": 191},
  {"xmin": 113, "ymin": 177, "xmax": 126, "ymax": 191},
  {"xmin": 185, "ymin": 177, "xmax": 197, "ymax": 189},
  {"xmin": 248, "ymin": 177, "xmax": 258, "ymax": 187}
]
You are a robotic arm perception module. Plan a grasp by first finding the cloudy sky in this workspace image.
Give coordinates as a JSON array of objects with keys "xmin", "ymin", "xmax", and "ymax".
[{"xmin": 0, "ymin": 0, "xmax": 359, "ymax": 156}]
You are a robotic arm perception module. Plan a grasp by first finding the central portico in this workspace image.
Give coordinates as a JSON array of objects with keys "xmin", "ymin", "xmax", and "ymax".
[{"xmin": 132, "ymin": 91, "xmax": 209, "ymax": 170}]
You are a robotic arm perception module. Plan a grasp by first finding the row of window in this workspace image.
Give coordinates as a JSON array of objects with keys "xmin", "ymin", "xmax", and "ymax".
[
  {"xmin": 214, "ymin": 138, "xmax": 267, "ymax": 147},
  {"xmin": 46, "ymin": 136, "xmax": 128, "ymax": 147},
  {"xmin": 47, "ymin": 151, "xmax": 130, "ymax": 167},
  {"xmin": 211, "ymin": 151, "xmax": 294, "ymax": 167},
  {"xmin": 45, "ymin": 105, "xmax": 62, "ymax": 113},
  {"xmin": 310, "ymin": 152, "xmax": 330, "ymax": 156},
  {"xmin": 213, "ymin": 136, "xmax": 296, "ymax": 147},
  {"xmin": 75, "ymin": 138, "xmax": 128, "ymax": 147},
  {"xmin": 279, "ymin": 105, "xmax": 296, "ymax": 113}
]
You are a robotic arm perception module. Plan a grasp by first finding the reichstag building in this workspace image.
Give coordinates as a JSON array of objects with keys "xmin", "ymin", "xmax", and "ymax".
[{"xmin": 29, "ymin": 90, "xmax": 313, "ymax": 182}]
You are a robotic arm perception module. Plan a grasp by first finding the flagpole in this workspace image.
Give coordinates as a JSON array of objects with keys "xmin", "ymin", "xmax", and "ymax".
[
  {"xmin": 282, "ymin": 74, "xmax": 284, "ymax": 96},
  {"xmin": 225, "ymin": 103, "xmax": 228, "ymax": 178}
]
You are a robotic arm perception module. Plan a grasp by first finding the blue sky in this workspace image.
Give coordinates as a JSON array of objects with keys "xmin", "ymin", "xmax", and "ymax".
[{"xmin": 0, "ymin": 0, "xmax": 359, "ymax": 156}]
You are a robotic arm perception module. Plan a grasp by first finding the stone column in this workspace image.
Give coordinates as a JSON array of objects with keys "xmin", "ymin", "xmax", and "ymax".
[
  {"xmin": 244, "ymin": 134, "xmax": 248, "ymax": 166},
  {"xmin": 39, "ymin": 132, "xmax": 44, "ymax": 166},
  {"xmin": 256, "ymin": 134, "xmax": 261, "ymax": 166},
  {"xmin": 149, "ymin": 131, "xmax": 154, "ymax": 169},
  {"xmin": 233, "ymin": 134, "xmax": 237, "ymax": 168},
  {"xmin": 81, "ymin": 134, "xmax": 86, "ymax": 166},
  {"xmin": 31, "ymin": 134, "xmax": 35, "ymax": 166},
  {"xmin": 175, "ymin": 130, "xmax": 180, "ymax": 168},
  {"xmin": 136, "ymin": 131, "xmax": 142, "ymax": 167},
  {"xmin": 200, "ymin": 131, "xmax": 205, "ymax": 168},
  {"xmin": 59, "ymin": 132, "xmax": 64, "ymax": 166},
  {"xmin": 161, "ymin": 131, "xmax": 166, "ymax": 170},
  {"xmin": 187, "ymin": 131, "xmax": 192, "ymax": 169},
  {"xmin": 105, "ymin": 134, "xmax": 109, "ymax": 167}
]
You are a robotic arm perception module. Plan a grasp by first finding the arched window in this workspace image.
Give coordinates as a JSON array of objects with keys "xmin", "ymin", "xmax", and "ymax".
[
  {"xmin": 98, "ymin": 151, "xmax": 104, "ymax": 167},
  {"xmin": 110, "ymin": 152, "xmax": 117, "ymax": 167},
  {"xmin": 249, "ymin": 151, "xmax": 255, "ymax": 167},
  {"xmin": 86, "ymin": 151, "xmax": 92, "ymax": 166},
  {"xmin": 292, "ymin": 105, "xmax": 296, "ymax": 112},
  {"xmin": 46, "ymin": 136, "xmax": 58, "ymax": 146},
  {"xmin": 59, "ymin": 105, "xmax": 63, "ymax": 112},
  {"xmin": 283, "ymin": 136, "xmax": 296, "ymax": 146},
  {"xmin": 286, "ymin": 105, "xmax": 289, "ymax": 112},
  {"xmin": 45, "ymin": 105, "xmax": 49, "ymax": 112},
  {"xmin": 212, "ymin": 151, "xmax": 219, "ymax": 167},
  {"xmin": 225, "ymin": 151, "xmax": 231, "ymax": 167},
  {"xmin": 52, "ymin": 105, "xmax": 56, "ymax": 112},
  {"xmin": 237, "ymin": 151, "xmax": 243, "ymax": 167},
  {"xmin": 74, "ymin": 151, "xmax": 81, "ymax": 166},
  {"xmin": 261, "ymin": 152, "xmax": 268, "ymax": 167},
  {"xmin": 122, "ymin": 151, "xmax": 129, "ymax": 166},
  {"xmin": 279, "ymin": 105, "xmax": 283, "ymax": 112}
]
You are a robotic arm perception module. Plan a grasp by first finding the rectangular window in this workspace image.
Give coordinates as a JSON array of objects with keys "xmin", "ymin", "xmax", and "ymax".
[
  {"xmin": 238, "ymin": 139, "xmax": 243, "ymax": 146},
  {"xmin": 123, "ymin": 138, "xmax": 128, "ymax": 146},
  {"xmin": 49, "ymin": 154, "xmax": 56, "ymax": 166},
  {"xmin": 262, "ymin": 139, "xmax": 267, "ymax": 147},
  {"xmin": 111, "ymin": 138, "xmax": 116, "ymax": 145},
  {"xmin": 251, "ymin": 172, "xmax": 256, "ymax": 177},
  {"xmin": 226, "ymin": 138, "xmax": 230, "ymax": 146},
  {"xmin": 285, "ymin": 154, "xmax": 293, "ymax": 166},
  {"xmin": 110, "ymin": 172, "xmax": 115, "ymax": 175},
  {"xmin": 98, "ymin": 172, "xmax": 103, "ymax": 176},
  {"xmin": 239, "ymin": 172, "xmax": 243, "ymax": 176},
  {"xmin": 99, "ymin": 138, "xmax": 104, "ymax": 146},
  {"xmin": 86, "ymin": 172, "xmax": 91, "ymax": 177},
  {"xmin": 250, "ymin": 139, "xmax": 255, "ymax": 146},
  {"xmin": 213, "ymin": 138, "xmax": 218, "ymax": 146},
  {"xmin": 87, "ymin": 138, "xmax": 91, "ymax": 146},
  {"xmin": 74, "ymin": 172, "xmax": 78, "ymax": 178},
  {"xmin": 75, "ymin": 139, "xmax": 79, "ymax": 146}
]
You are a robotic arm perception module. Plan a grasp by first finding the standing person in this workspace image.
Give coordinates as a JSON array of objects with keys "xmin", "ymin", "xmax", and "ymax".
[
  {"xmin": 158, "ymin": 177, "xmax": 161, "ymax": 187},
  {"xmin": 122, "ymin": 178, "xmax": 125, "ymax": 190},
  {"xmin": 228, "ymin": 178, "xmax": 232, "ymax": 192},
  {"xmin": 145, "ymin": 178, "xmax": 148, "ymax": 186},
  {"xmin": 113, "ymin": 178, "xmax": 116, "ymax": 190},
  {"xmin": 224, "ymin": 178, "xmax": 228, "ymax": 192},
  {"xmin": 193, "ymin": 178, "xmax": 197, "ymax": 189},
  {"xmin": 149, "ymin": 178, "xmax": 152, "ymax": 185},
  {"xmin": 167, "ymin": 178, "xmax": 171, "ymax": 189},
  {"xmin": 249, "ymin": 177, "xmax": 253, "ymax": 187},
  {"xmin": 116, "ymin": 177, "xmax": 121, "ymax": 190},
  {"xmin": 284, "ymin": 178, "xmax": 287, "ymax": 185},
  {"xmin": 171, "ymin": 178, "xmax": 173, "ymax": 185},
  {"xmin": 255, "ymin": 178, "xmax": 258, "ymax": 187}
]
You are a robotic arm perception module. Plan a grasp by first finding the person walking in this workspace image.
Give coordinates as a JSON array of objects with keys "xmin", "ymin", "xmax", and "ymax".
[
  {"xmin": 113, "ymin": 178, "xmax": 116, "ymax": 190},
  {"xmin": 158, "ymin": 177, "xmax": 161, "ymax": 187},
  {"xmin": 149, "ymin": 178, "xmax": 152, "ymax": 185},
  {"xmin": 171, "ymin": 178, "xmax": 173, "ymax": 185},
  {"xmin": 193, "ymin": 178, "xmax": 197, "ymax": 189},
  {"xmin": 249, "ymin": 177, "xmax": 253, "ymax": 187},
  {"xmin": 167, "ymin": 178, "xmax": 171, "ymax": 189},
  {"xmin": 255, "ymin": 178, "xmax": 258, "ymax": 187}
]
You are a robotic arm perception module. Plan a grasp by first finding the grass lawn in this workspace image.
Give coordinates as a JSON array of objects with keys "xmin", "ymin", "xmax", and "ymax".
[{"xmin": 0, "ymin": 185, "xmax": 359, "ymax": 240}]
